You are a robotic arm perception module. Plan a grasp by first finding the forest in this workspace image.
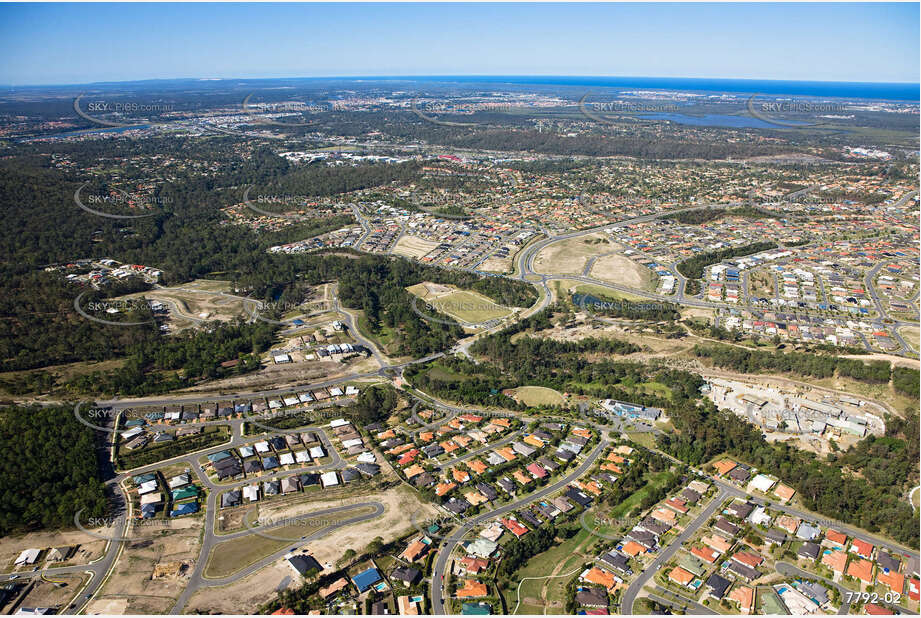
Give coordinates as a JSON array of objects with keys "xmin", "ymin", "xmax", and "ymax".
[
  {"xmin": 693, "ymin": 343, "xmax": 916, "ymax": 392},
  {"xmin": 661, "ymin": 400, "xmax": 920, "ymax": 547},
  {"xmin": 676, "ymin": 241, "xmax": 778, "ymax": 280},
  {"xmin": 0, "ymin": 404, "xmax": 108, "ymax": 534}
]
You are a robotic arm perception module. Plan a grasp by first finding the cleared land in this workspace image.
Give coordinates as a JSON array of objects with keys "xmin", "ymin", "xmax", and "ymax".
[
  {"xmin": 509, "ymin": 385, "xmax": 565, "ymax": 406},
  {"xmin": 117, "ymin": 279, "xmax": 249, "ymax": 329},
  {"xmin": 532, "ymin": 233, "xmax": 610, "ymax": 276},
  {"xmin": 204, "ymin": 504, "xmax": 379, "ymax": 579},
  {"xmin": 406, "ymin": 282, "xmax": 513, "ymax": 324},
  {"xmin": 93, "ymin": 516, "xmax": 203, "ymax": 614},
  {"xmin": 185, "ymin": 559, "xmax": 294, "ymax": 614},
  {"xmin": 898, "ymin": 326, "xmax": 920, "ymax": 353},
  {"xmin": 590, "ymin": 251, "xmax": 656, "ymax": 292},
  {"xmin": 392, "ymin": 235, "xmax": 440, "ymax": 259},
  {"xmin": 550, "ymin": 279, "xmax": 648, "ymax": 303}
]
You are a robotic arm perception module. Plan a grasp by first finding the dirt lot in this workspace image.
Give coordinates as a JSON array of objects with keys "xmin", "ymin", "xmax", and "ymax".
[
  {"xmin": 205, "ymin": 504, "xmax": 379, "ymax": 579},
  {"xmin": 138, "ymin": 354, "xmax": 376, "ymax": 399},
  {"xmin": 259, "ymin": 484, "xmax": 437, "ymax": 567},
  {"xmin": 184, "ymin": 560, "xmax": 292, "ymax": 614},
  {"xmin": 92, "ymin": 516, "xmax": 203, "ymax": 614},
  {"xmin": 15, "ymin": 573, "xmax": 88, "ymax": 613},
  {"xmin": 532, "ymin": 233, "xmax": 610, "ymax": 276},
  {"xmin": 1, "ymin": 529, "xmax": 109, "ymax": 572},
  {"xmin": 392, "ymin": 235, "xmax": 440, "ymax": 259},
  {"xmin": 589, "ymin": 252, "xmax": 655, "ymax": 292},
  {"xmin": 187, "ymin": 484, "xmax": 436, "ymax": 613}
]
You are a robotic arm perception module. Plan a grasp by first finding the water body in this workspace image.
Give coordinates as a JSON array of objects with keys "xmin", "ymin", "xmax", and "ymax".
[
  {"xmin": 408, "ymin": 76, "xmax": 919, "ymax": 102},
  {"xmin": 38, "ymin": 76, "xmax": 919, "ymax": 103},
  {"xmin": 637, "ymin": 113, "xmax": 805, "ymax": 129}
]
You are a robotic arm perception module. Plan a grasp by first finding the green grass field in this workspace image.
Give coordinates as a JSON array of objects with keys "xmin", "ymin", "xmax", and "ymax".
[
  {"xmin": 511, "ymin": 385, "xmax": 565, "ymax": 406},
  {"xmin": 609, "ymin": 470, "xmax": 672, "ymax": 519},
  {"xmin": 407, "ymin": 283, "xmax": 513, "ymax": 324},
  {"xmin": 503, "ymin": 527, "xmax": 596, "ymax": 614}
]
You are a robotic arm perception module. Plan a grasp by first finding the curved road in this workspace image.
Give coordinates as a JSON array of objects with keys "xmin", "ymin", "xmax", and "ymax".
[{"xmin": 430, "ymin": 439, "xmax": 609, "ymax": 614}]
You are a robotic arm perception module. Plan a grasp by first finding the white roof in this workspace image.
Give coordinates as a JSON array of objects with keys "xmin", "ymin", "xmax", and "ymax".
[
  {"xmin": 748, "ymin": 474, "xmax": 777, "ymax": 493},
  {"xmin": 283, "ymin": 396, "xmax": 299, "ymax": 406},
  {"xmin": 298, "ymin": 392, "xmax": 314, "ymax": 402},
  {"xmin": 15, "ymin": 549, "xmax": 41, "ymax": 565},
  {"xmin": 168, "ymin": 474, "xmax": 190, "ymax": 489},
  {"xmin": 138, "ymin": 480, "xmax": 159, "ymax": 495},
  {"xmin": 329, "ymin": 387, "xmax": 344, "ymax": 397},
  {"xmin": 342, "ymin": 438, "xmax": 364, "ymax": 449},
  {"xmin": 295, "ymin": 450, "xmax": 311, "ymax": 462},
  {"xmin": 121, "ymin": 427, "xmax": 145, "ymax": 440},
  {"xmin": 345, "ymin": 386, "xmax": 359, "ymax": 395},
  {"xmin": 255, "ymin": 441, "xmax": 270, "ymax": 453},
  {"xmin": 309, "ymin": 445, "xmax": 325, "ymax": 458},
  {"xmin": 140, "ymin": 492, "xmax": 162, "ymax": 505},
  {"xmin": 279, "ymin": 453, "xmax": 295, "ymax": 466},
  {"xmin": 320, "ymin": 471, "xmax": 339, "ymax": 487},
  {"xmin": 356, "ymin": 451, "xmax": 376, "ymax": 463},
  {"xmin": 243, "ymin": 485, "xmax": 259, "ymax": 501},
  {"xmin": 329, "ymin": 418, "xmax": 350, "ymax": 428}
]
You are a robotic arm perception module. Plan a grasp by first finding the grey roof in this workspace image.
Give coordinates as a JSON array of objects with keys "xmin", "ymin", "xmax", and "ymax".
[
  {"xmin": 727, "ymin": 561, "xmax": 760, "ymax": 581},
  {"xmin": 599, "ymin": 552, "xmax": 630, "ymax": 573},
  {"xmin": 705, "ymin": 573, "xmax": 731, "ymax": 599},
  {"xmin": 797, "ymin": 542, "xmax": 820, "ymax": 560},
  {"xmin": 576, "ymin": 587, "xmax": 608, "ymax": 608}
]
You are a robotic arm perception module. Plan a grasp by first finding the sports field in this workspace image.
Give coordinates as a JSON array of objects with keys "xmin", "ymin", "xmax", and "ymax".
[{"xmin": 510, "ymin": 385, "xmax": 565, "ymax": 406}]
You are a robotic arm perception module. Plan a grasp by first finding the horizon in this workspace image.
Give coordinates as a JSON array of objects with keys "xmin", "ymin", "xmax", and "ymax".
[
  {"xmin": 1, "ymin": 3, "xmax": 918, "ymax": 86},
  {"xmin": 6, "ymin": 73, "xmax": 921, "ymax": 89}
]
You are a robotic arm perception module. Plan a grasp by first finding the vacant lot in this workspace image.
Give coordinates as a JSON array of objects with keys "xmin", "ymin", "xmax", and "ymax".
[
  {"xmin": 898, "ymin": 326, "xmax": 920, "ymax": 353},
  {"xmin": 590, "ymin": 252, "xmax": 655, "ymax": 292},
  {"xmin": 1, "ymin": 529, "xmax": 108, "ymax": 572},
  {"xmin": 510, "ymin": 385, "xmax": 565, "ymax": 406},
  {"xmin": 93, "ymin": 516, "xmax": 202, "ymax": 614},
  {"xmin": 532, "ymin": 233, "xmax": 610, "ymax": 276},
  {"xmin": 204, "ymin": 504, "xmax": 379, "ymax": 579},
  {"xmin": 18, "ymin": 573, "xmax": 88, "ymax": 613},
  {"xmin": 392, "ymin": 235, "xmax": 440, "ymax": 259},
  {"xmin": 117, "ymin": 279, "xmax": 250, "ymax": 330},
  {"xmin": 185, "ymin": 560, "xmax": 293, "ymax": 614},
  {"xmin": 406, "ymin": 282, "xmax": 513, "ymax": 324}
]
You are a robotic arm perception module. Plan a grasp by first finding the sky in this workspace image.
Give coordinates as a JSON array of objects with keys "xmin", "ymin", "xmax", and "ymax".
[{"xmin": 0, "ymin": 3, "xmax": 918, "ymax": 86}]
